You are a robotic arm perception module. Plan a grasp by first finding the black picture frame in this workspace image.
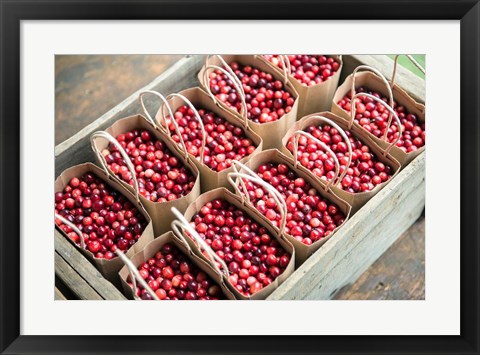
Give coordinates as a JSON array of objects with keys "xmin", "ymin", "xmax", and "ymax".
[{"xmin": 1, "ymin": 1, "xmax": 478, "ymax": 354}]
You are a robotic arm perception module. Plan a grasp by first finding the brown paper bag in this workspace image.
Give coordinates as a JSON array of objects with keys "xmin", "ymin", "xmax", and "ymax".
[
  {"xmin": 259, "ymin": 55, "xmax": 343, "ymax": 118},
  {"xmin": 197, "ymin": 55, "xmax": 299, "ymax": 150},
  {"xmin": 140, "ymin": 88, "xmax": 263, "ymax": 193},
  {"xmin": 280, "ymin": 112, "xmax": 401, "ymax": 213},
  {"xmin": 90, "ymin": 114, "xmax": 201, "ymax": 236},
  {"xmin": 54, "ymin": 163, "xmax": 154, "ymax": 286},
  {"xmin": 230, "ymin": 150, "xmax": 351, "ymax": 266},
  {"xmin": 176, "ymin": 188, "xmax": 295, "ymax": 300},
  {"xmin": 332, "ymin": 64, "xmax": 425, "ymax": 166},
  {"xmin": 118, "ymin": 231, "xmax": 236, "ymax": 300}
]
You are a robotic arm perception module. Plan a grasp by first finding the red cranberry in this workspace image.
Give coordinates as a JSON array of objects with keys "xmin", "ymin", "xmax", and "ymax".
[
  {"xmin": 241, "ymin": 162, "xmax": 346, "ymax": 245},
  {"xmin": 165, "ymin": 105, "xmax": 258, "ymax": 172},
  {"xmin": 286, "ymin": 124, "xmax": 394, "ymax": 193},
  {"xmin": 264, "ymin": 55, "xmax": 340, "ymax": 86},
  {"xmin": 208, "ymin": 61, "xmax": 296, "ymax": 124},
  {"xmin": 337, "ymin": 87, "xmax": 425, "ymax": 152},
  {"xmin": 190, "ymin": 199, "xmax": 291, "ymax": 297},
  {"xmin": 55, "ymin": 172, "xmax": 148, "ymax": 259},
  {"xmin": 101, "ymin": 129, "xmax": 196, "ymax": 202},
  {"xmin": 128, "ymin": 243, "xmax": 226, "ymax": 300}
]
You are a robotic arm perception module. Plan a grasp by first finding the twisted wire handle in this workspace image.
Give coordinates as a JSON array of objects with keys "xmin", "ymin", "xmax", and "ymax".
[
  {"xmin": 90, "ymin": 131, "xmax": 141, "ymax": 203},
  {"xmin": 55, "ymin": 213, "xmax": 86, "ymax": 249},
  {"xmin": 171, "ymin": 207, "xmax": 230, "ymax": 278},
  {"xmin": 116, "ymin": 249, "xmax": 160, "ymax": 301}
]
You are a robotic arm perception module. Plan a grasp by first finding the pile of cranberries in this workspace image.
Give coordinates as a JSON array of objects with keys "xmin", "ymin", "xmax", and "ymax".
[
  {"xmin": 55, "ymin": 173, "xmax": 148, "ymax": 259},
  {"xmin": 101, "ymin": 129, "xmax": 196, "ymax": 202},
  {"xmin": 208, "ymin": 61, "xmax": 296, "ymax": 124},
  {"xmin": 190, "ymin": 199, "xmax": 291, "ymax": 296},
  {"xmin": 337, "ymin": 87, "xmax": 425, "ymax": 152},
  {"xmin": 164, "ymin": 105, "xmax": 257, "ymax": 172},
  {"xmin": 264, "ymin": 55, "xmax": 341, "ymax": 87},
  {"xmin": 128, "ymin": 243, "xmax": 226, "ymax": 300},
  {"xmin": 241, "ymin": 163, "xmax": 346, "ymax": 245},
  {"xmin": 286, "ymin": 125, "xmax": 394, "ymax": 193}
]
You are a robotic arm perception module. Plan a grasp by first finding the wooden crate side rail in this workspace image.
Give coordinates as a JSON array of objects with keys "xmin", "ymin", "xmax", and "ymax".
[
  {"xmin": 54, "ymin": 231, "xmax": 126, "ymax": 300},
  {"xmin": 342, "ymin": 55, "xmax": 425, "ymax": 104},
  {"xmin": 55, "ymin": 252, "xmax": 103, "ymax": 300},
  {"xmin": 267, "ymin": 152, "xmax": 425, "ymax": 300}
]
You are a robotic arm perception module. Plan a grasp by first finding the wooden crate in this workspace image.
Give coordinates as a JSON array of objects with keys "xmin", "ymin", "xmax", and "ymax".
[{"xmin": 54, "ymin": 55, "xmax": 425, "ymax": 300}]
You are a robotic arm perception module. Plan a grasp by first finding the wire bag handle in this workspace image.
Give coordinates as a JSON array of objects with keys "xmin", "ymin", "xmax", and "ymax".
[
  {"xmin": 115, "ymin": 249, "xmax": 160, "ymax": 301},
  {"xmin": 55, "ymin": 213, "xmax": 86, "ymax": 249},
  {"xmin": 227, "ymin": 161, "xmax": 287, "ymax": 235},
  {"xmin": 136, "ymin": 95, "xmax": 187, "ymax": 162},
  {"xmin": 203, "ymin": 64, "xmax": 249, "ymax": 129},
  {"xmin": 164, "ymin": 93, "xmax": 206, "ymax": 164},
  {"xmin": 230, "ymin": 159, "xmax": 278, "ymax": 206},
  {"xmin": 255, "ymin": 54, "xmax": 291, "ymax": 86},
  {"xmin": 291, "ymin": 131, "xmax": 340, "ymax": 191},
  {"xmin": 90, "ymin": 131, "xmax": 141, "ymax": 204},
  {"xmin": 350, "ymin": 65, "xmax": 394, "ymax": 132},
  {"xmin": 228, "ymin": 172, "xmax": 287, "ymax": 236},
  {"xmin": 207, "ymin": 55, "xmax": 245, "ymax": 97},
  {"xmin": 140, "ymin": 90, "xmax": 189, "ymax": 162},
  {"xmin": 171, "ymin": 207, "xmax": 229, "ymax": 278},
  {"xmin": 391, "ymin": 55, "xmax": 425, "ymax": 89},
  {"xmin": 351, "ymin": 92, "xmax": 403, "ymax": 157},
  {"xmin": 278, "ymin": 55, "xmax": 292, "ymax": 85},
  {"xmin": 306, "ymin": 115, "xmax": 353, "ymax": 187},
  {"xmin": 138, "ymin": 90, "xmax": 175, "ymax": 135}
]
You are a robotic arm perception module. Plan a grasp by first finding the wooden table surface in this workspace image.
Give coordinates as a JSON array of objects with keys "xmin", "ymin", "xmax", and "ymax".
[{"xmin": 55, "ymin": 55, "xmax": 425, "ymax": 300}]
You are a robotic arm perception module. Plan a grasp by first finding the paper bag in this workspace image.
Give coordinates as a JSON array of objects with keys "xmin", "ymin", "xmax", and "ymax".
[
  {"xmin": 118, "ymin": 231, "xmax": 236, "ymax": 300},
  {"xmin": 179, "ymin": 187, "xmax": 295, "ymax": 300},
  {"xmin": 197, "ymin": 55, "xmax": 299, "ymax": 150},
  {"xmin": 332, "ymin": 65, "xmax": 425, "ymax": 166},
  {"xmin": 145, "ymin": 87, "xmax": 263, "ymax": 193},
  {"xmin": 280, "ymin": 112, "xmax": 401, "ymax": 213},
  {"xmin": 54, "ymin": 163, "xmax": 154, "ymax": 286},
  {"xmin": 90, "ymin": 114, "xmax": 201, "ymax": 236},
  {"xmin": 232, "ymin": 149, "xmax": 351, "ymax": 266},
  {"xmin": 259, "ymin": 55, "xmax": 343, "ymax": 118}
]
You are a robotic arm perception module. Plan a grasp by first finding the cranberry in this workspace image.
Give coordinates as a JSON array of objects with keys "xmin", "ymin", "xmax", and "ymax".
[
  {"xmin": 128, "ymin": 243, "xmax": 226, "ymax": 300},
  {"xmin": 100, "ymin": 129, "xmax": 196, "ymax": 202},
  {"xmin": 55, "ymin": 171, "xmax": 148, "ymax": 259},
  {"xmin": 286, "ymin": 124, "xmax": 394, "ymax": 193},
  {"xmin": 207, "ymin": 61, "xmax": 296, "ymax": 124},
  {"xmin": 165, "ymin": 104, "xmax": 258, "ymax": 172},
  {"xmin": 264, "ymin": 55, "xmax": 340, "ymax": 87},
  {"xmin": 337, "ymin": 86, "xmax": 425, "ymax": 152},
  {"xmin": 240, "ymin": 162, "xmax": 346, "ymax": 245},
  {"xmin": 190, "ymin": 199, "xmax": 291, "ymax": 296}
]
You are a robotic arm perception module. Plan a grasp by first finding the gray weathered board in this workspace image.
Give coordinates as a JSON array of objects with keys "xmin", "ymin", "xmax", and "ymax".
[{"xmin": 54, "ymin": 55, "xmax": 425, "ymax": 300}]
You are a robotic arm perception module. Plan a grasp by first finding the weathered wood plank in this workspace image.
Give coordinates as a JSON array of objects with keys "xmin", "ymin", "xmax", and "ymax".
[
  {"xmin": 54, "ymin": 287, "xmax": 67, "ymax": 300},
  {"xmin": 55, "ymin": 231, "xmax": 126, "ymax": 300},
  {"xmin": 55, "ymin": 55, "xmax": 184, "ymax": 144},
  {"xmin": 55, "ymin": 252, "xmax": 103, "ymax": 300},
  {"xmin": 267, "ymin": 152, "xmax": 425, "ymax": 300},
  {"xmin": 334, "ymin": 216, "xmax": 425, "ymax": 300},
  {"xmin": 341, "ymin": 55, "xmax": 425, "ymax": 104},
  {"xmin": 55, "ymin": 55, "xmax": 205, "ymax": 176},
  {"xmin": 302, "ymin": 185, "xmax": 424, "ymax": 300}
]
